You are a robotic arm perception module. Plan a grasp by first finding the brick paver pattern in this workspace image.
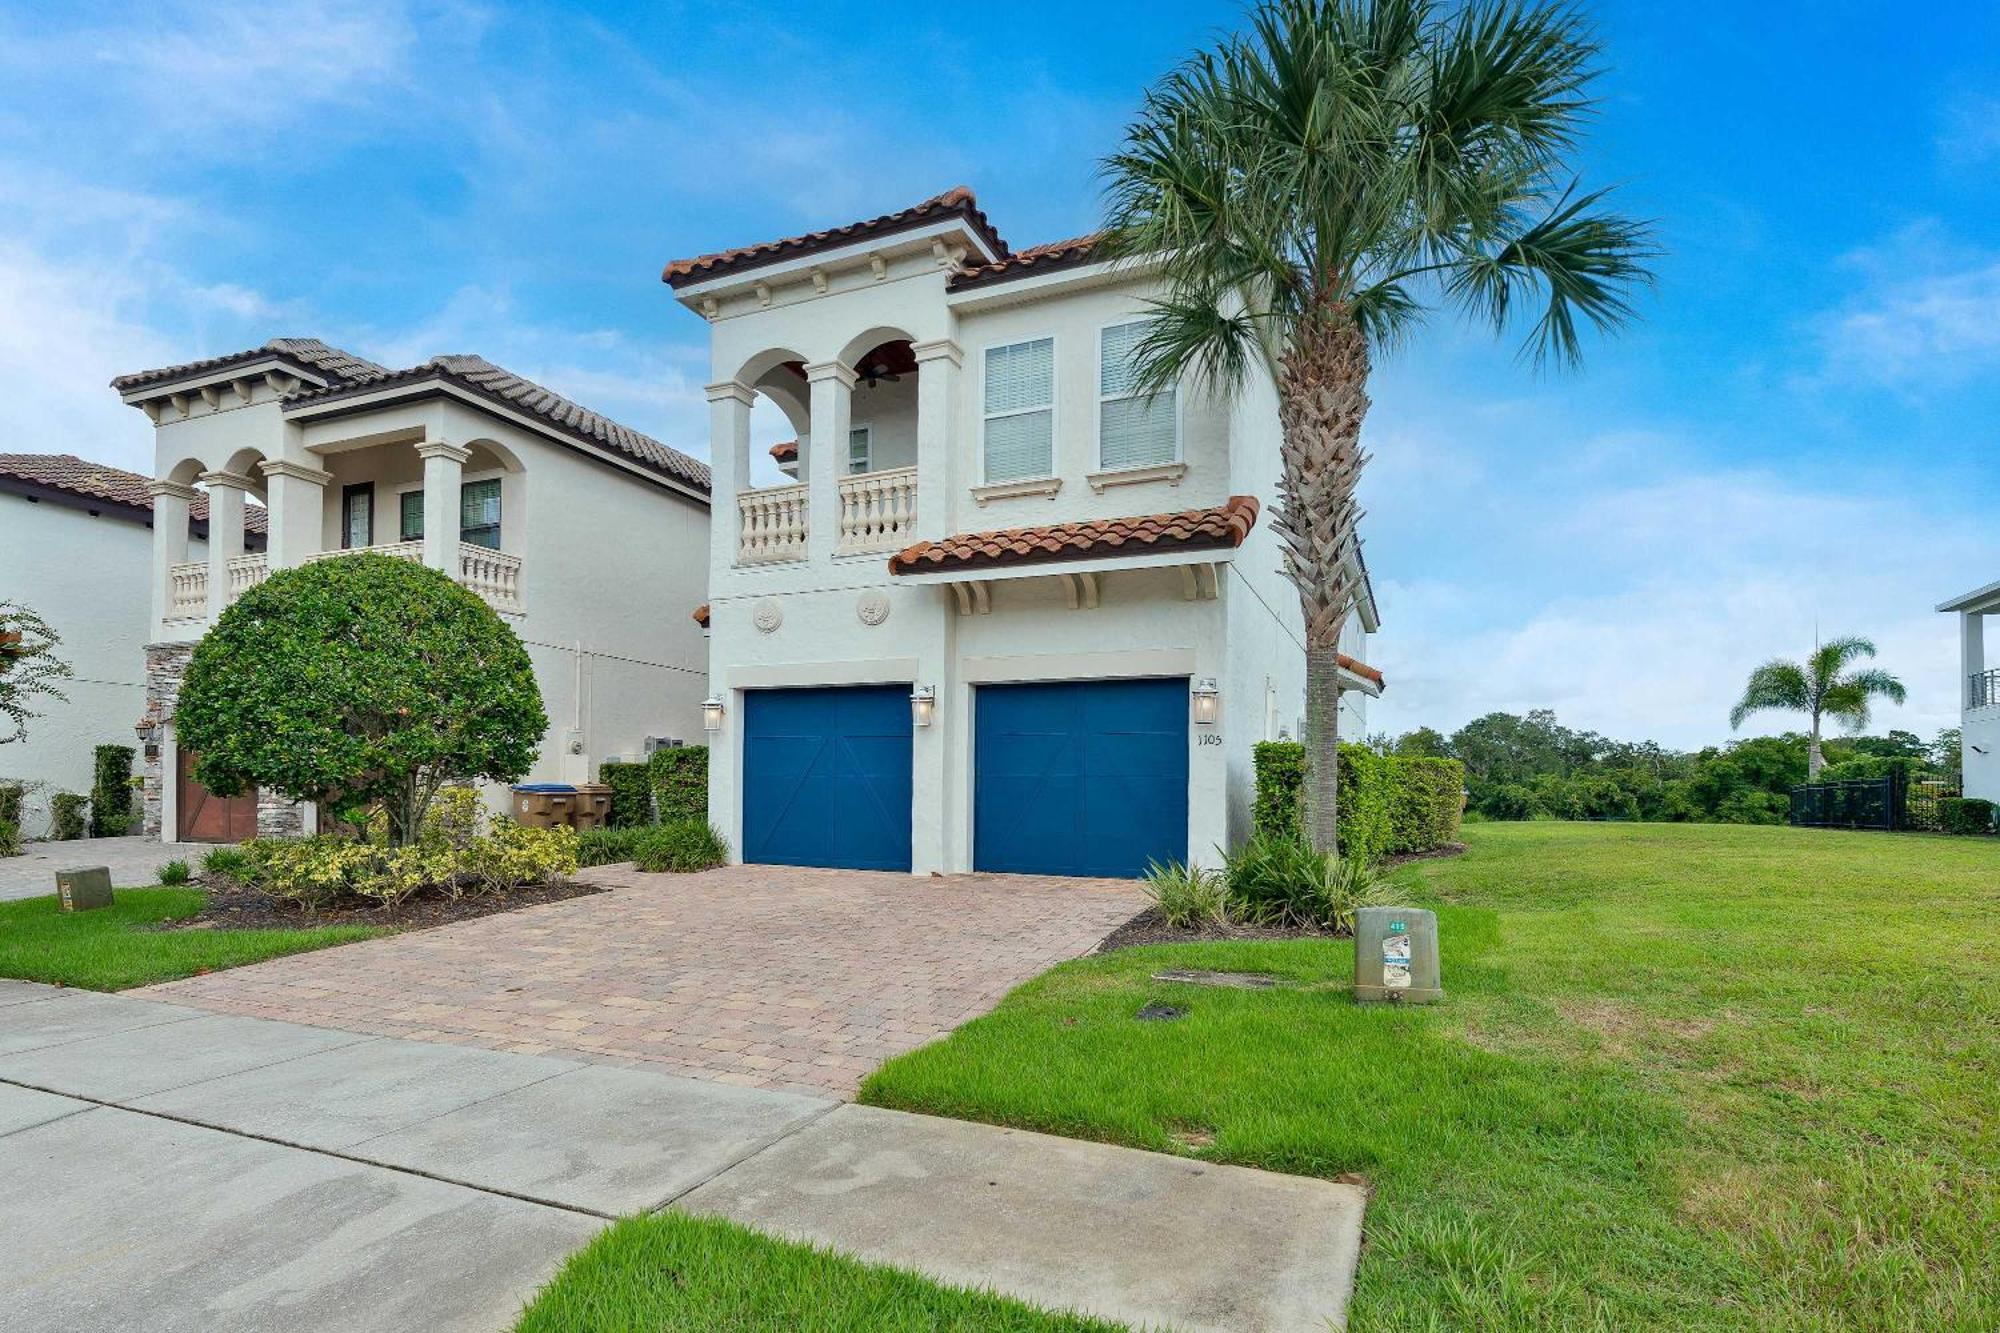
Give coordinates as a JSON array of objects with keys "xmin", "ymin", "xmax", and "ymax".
[{"xmin": 137, "ymin": 864, "xmax": 1146, "ymax": 1097}]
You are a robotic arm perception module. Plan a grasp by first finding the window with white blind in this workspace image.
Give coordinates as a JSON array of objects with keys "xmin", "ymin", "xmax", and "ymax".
[
  {"xmin": 400, "ymin": 479, "xmax": 503, "ymax": 548},
  {"xmin": 848, "ymin": 426, "xmax": 872, "ymax": 475},
  {"xmin": 1098, "ymin": 320, "xmax": 1177, "ymax": 470},
  {"xmin": 982, "ymin": 337, "xmax": 1055, "ymax": 482}
]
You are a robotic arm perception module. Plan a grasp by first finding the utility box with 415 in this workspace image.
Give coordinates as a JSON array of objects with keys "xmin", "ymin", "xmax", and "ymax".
[{"xmin": 1354, "ymin": 906, "xmax": 1442, "ymax": 1004}]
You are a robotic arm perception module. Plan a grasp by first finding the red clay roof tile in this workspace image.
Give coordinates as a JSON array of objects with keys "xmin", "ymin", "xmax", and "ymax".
[
  {"xmin": 947, "ymin": 233, "xmax": 1104, "ymax": 292},
  {"xmin": 662, "ymin": 188, "xmax": 1009, "ymax": 288},
  {"xmin": 0, "ymin": 453, "xmax": 268, "ymax": 535},
  {"xmin": 888, "ymin": 495, "xmax": 1260, "ymax": 575}
]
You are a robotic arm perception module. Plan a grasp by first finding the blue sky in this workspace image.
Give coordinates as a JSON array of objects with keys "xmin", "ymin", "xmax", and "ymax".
[{"xmin": 3, "ymin": 1, "xmax": 1995, "ymax": 748}]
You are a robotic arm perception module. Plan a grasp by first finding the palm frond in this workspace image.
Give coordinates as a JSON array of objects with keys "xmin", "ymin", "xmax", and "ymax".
[{"xmin": 1730, "ymin": 661, "xmax": 1810, "ymax": 730}]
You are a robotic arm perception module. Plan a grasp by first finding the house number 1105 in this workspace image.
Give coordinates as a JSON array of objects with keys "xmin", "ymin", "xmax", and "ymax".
[{"xmin": 1197, "ymin": 733, "xmax": 1223, "ymax": 746}]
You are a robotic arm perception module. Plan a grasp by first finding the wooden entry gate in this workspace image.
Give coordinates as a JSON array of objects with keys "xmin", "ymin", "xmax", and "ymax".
[{"xmin": 176, "ymin": 749, "xmax": 258, "ymax": 843}]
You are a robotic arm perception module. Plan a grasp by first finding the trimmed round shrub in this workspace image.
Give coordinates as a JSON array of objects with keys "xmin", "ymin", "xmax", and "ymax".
[
  {"xmin": 1937, "ymin": 797, "xmax": 1996, "ymax": 836},
  {"xmin": 633, "ymin": 819, "xmax": 729, "ymax": 873},
  {"xmin": 175, "ymin": 553, "xmax": 547, "ymax": 845}
]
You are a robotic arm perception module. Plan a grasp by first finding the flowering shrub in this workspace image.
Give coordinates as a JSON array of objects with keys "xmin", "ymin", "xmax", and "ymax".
[{"xmin": 236, "ymin": 789, "xmax": 579, "ymax": 908}]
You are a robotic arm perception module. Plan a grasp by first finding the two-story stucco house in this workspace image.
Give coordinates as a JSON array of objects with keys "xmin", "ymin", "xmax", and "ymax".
[
  {"xmin": 1, "ymin": 453, "xmax": 264, "ymax": 837},
  {"xmin": 671, "ymin": 189, "xmax": 1380, "ymax": 878},
  {"xmin": 1940, "ymin": 578, "xmax": 1998, "ymax": 802},
  {"xmin": 110, "ymin": 341, "xmax": 711, "ymax": 843}
]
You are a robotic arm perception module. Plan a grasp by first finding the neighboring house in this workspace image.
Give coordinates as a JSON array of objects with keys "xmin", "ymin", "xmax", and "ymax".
[
  {"xmin": 1940, "ymin": 578, "xmax": 1998, "ymax": 801},
  {"xmin": 670, "ymin": 188, "xmax": 1381, "ymax": 877},
  {"xmin": 0, "ymin": 453, "xmax": 264, "ymax": 837},
  {"xmin": 110, "ymin": 340, "xmax": 711, "ymax": 843}
]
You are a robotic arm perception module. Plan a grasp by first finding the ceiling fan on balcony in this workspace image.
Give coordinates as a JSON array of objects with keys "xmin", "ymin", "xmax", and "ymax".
[{"xmin": 858, "ymin": 357, "xmax": 902, "ymax": 388}]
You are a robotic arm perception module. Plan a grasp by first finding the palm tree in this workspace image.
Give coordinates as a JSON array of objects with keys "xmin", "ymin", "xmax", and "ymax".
[
  {"xmin": 1730, "ymin": 637, "xmax": 1907, "ymax": 779},
  {"xmin": 1100, "ymin": 0, "xmax": 1654, "ymax": 852}
]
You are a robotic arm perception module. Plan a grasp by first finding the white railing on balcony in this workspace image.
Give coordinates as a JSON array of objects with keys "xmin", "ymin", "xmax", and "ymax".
[
  {"xmin": 306, "ymin": 539, "xmax": 425, "ymax": 569},
  {"xmin": 457, "ymin": 544, "xmax": 524, "ymax": 613},
  {"xmin": 166, "ymin": 562, "xmax": 207, "ymax": 620},
  {"xmin": 226, "ymin": 553, "xmax": 270, "ymax": 601},
  {"xmin": 838, "ymin": 466, "xmax": 917, "ymax": 554},
  {"xmin": 738, "ymin": 482, "xmax": 808, "ymax": 564}
]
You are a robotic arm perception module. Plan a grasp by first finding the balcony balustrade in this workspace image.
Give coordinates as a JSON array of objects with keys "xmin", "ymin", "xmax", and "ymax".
[
  {"xmin": 168, "ymin": 541, "xmax": 523, "ymax": 620},
  {"xmin": 837, "ymin": 466, "xmax": 917, "ymax": 554}
]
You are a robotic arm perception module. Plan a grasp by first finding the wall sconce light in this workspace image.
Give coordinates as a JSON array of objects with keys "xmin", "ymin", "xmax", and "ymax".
[
  {"xmin": 702, "ymin": 694, "xmax": 725, "ymax": 732},
  {"xmin": 910, "ymin": 684, "xmax": 936, "ymax": 728},
  {"xmin": 1191, "ymin": 678, "xmax": 1220, "ymax": 726}
]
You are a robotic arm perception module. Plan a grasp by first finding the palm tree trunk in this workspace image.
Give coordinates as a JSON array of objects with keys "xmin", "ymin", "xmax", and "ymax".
[
  {"xmin": 1273, "ymin": 313, "xmax": 1370, "ymax": 856},
  {"xmin": 1808, "ymin": 715, "xmax": 1824, "ymax": 779}
]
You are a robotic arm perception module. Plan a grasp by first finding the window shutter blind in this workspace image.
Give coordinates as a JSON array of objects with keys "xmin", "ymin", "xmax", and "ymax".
[
  {"xmin": 400, "ymin": 490, "xmax": 425, "ymax": 541},
  {"xmin": 983, "ymin": 338, "xmax": 1054, "ymax": 481},
  {"xmin": 1100, "ymin": 320, "xmax": 1176, "ymax": 469},
  {"xmin": 459, "ymin": 479, "xmax": 502, "ymax": 549}
]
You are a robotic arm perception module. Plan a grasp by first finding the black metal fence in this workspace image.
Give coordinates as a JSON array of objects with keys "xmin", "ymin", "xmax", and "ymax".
[{"xmin": 1790, "ymin": 770, "xmax": 1963, "ymax": 832}]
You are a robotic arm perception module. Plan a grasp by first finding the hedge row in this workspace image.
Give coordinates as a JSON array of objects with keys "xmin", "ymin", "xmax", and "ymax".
[
  {"xmin": 91, "ymin": 744, "xmax": 136, "ymax": 838},
  {"xmin": 1252, "ymin": 741, "xmax": 1464, "ymax": 858},
  {"xmin": 1937, "ymin": 796, "xmax": 1996, "ymax": 836},
  {"xmin": 598, "ymin": 747, "xmax": 709, "ymax": 828}
]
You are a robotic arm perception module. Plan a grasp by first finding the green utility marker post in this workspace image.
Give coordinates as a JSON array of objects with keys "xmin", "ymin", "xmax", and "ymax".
[{"xmin": 1354, "ymin": 906, "xmax": 1442, "ymax": 1004}]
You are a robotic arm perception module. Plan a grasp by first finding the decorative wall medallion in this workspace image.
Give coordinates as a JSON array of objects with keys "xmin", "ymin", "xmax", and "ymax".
[
  {"xmin": 857, "ymin": 590, "xmax": 891, "ymax": 626},
  {"xmin": 753, "ymin": 599, "xmax": 784, "ymax": 634}
]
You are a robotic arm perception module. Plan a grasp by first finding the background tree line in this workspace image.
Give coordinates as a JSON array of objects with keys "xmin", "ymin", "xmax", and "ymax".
[{"xmin": 1375, "ymin": 710, "xmax": 1961, "ymax": 825}]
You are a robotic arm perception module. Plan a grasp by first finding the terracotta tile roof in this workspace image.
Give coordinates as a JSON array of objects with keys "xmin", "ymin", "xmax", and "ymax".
[
  {"xmin": 890, "ymin": 495, "xmax": 1259, "ymax": 575},
  {"xmin": 1338, "ymin": 654, "xmax": 1385, "ymax": 689},
  {"xmin": 662, "ymin": 187, "xmax": 1010, "ymax": 288},
  {"xmin": 948, "ymin": 233, "xmax": 1104, "ymax": 292},
  {"xmin": 111, "ymin": 338, "xmax": 389, "ymax": 392},
  {"xmin": 0, "ymin": 453, "xmax": 268, "ymax": 534},
  {"xmin": 284, "ymin": 355, "xmax": 710, "ymax": 494},
  {"xmin": 769, "ymin": 440, "xmax": 798, "ymax": 463},
  {"xmin": 692, "ymin": 603, "xmax": 710, "ymax": 628}
]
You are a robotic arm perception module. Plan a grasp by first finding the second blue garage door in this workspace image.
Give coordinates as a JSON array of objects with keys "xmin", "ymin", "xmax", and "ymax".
[
  {"xmin": 974, "ymin": 677, "xmax": 1189, "ymax": 878},
  {"xmin": 743, "ymin": 685, "xmax": 913, "ymax": 871}
]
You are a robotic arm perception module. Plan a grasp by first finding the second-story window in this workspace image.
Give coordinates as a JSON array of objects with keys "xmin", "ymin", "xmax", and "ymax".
[
  {"xmin": 983, "ymin": 337, "xmax": 1054, "ymax": 482},
  {"xmin": 1099, "ymin": 320, "xmax": 1178, "ymax": 470},
  {"xmin": 397, "ymin": 479, "xmax": 503, "ymax": 549},
  {"xmin": 848, "ymin": 426, "xmax": 872, "ymax": 475}
]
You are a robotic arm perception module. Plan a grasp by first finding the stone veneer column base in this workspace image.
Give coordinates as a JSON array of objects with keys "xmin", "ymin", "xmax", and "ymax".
[{"xmin": 138, "ymin": 642, "xmax": 195, "ymax": 840}]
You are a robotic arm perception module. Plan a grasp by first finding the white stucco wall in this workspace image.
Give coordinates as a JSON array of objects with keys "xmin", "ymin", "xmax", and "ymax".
[{"xmin": 1, "ymin": 494, "xmax": 194, "ymax": 835}]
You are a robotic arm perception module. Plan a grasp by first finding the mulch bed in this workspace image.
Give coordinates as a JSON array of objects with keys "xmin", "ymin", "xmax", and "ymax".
[
  {"xmin": 1095, "ymin": 842, "xmax": 1468, "ymax": 953},
  {"xmin": 158, "ymin": 877, "xmax": 607, "ymax": 933}
]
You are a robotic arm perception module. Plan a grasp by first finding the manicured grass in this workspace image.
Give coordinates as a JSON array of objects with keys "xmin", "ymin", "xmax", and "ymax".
[
  {"xmin": 0, "ymin": 888, "xmax": 385, "ymax": 990},
  {"xmin": 862, "ymin": 822, "xmax": 1999, "ymax": 1332},
  {"xmin": 515, "ymin": 1212, "xmax": 1119, "ymax": 1332}
]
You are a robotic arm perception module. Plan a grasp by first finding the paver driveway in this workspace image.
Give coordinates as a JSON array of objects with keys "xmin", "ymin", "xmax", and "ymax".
[{"xmin": 139, "ymin": 864, "xmax": 1145, "ymax": 1096}]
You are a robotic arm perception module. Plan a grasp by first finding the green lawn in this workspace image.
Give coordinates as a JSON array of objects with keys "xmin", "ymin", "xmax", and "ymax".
[
  {"xmin": 0, "ymin": 888, "xmax": 385, "ymax": 990},
  {"xmin": 516, "ymin": 1212, "xmax": 1119, "ymax": 1332},
  {"xmin": 861, "ymin": 822, "xmax": 1998, "ymax": 1332}
]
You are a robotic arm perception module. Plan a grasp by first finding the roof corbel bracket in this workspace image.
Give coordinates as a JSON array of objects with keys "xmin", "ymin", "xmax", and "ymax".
[
  {"xmin": 1077, "ymin": 570, "xmax": 1099, "ymax": 609},
  {"xmin": 1179, "ymin": 565, "xmax": 1200, "ymax": 602},
  {"xmin": 700, "ymin": 296, "xmax": 720, "ymax": 320},
  {"xmin": 230, "ymin": 377, "xmax": 255, "ymax": 406},
  {"xmin": 198, "ymin": 384, "xmax": 221, "ymax": 409},
  {"xmin": 971, "ymin": 580, "xmax": 991, "ymax": 614},
  {"xmin": 1198, "ymin": 563, "xmax": 1219, "ymax": 600},
  {"xmin": 868, "ymin": 253, "xmax": 888, "ymax": 282},
  {"xmin": 753, "ymin": 282, "xmax": 772, "ymax": 308},
  {"xmin": 168, "ymin": 392, "xmax": 190, "ymax": 419},
  {"xmin": 810, "ymin": 267, "xmax": 829, "ymax": 295},
  {"xmin": 951, "ymin": 583, "xmax": 972, "ymax": 617},
  {"xmin": 140, "ymin": 399, "xmax": 165, "ymax": 425},
  {"xmin": 262, "ymin": 370, "xmax": 300, "ymax": 397}
]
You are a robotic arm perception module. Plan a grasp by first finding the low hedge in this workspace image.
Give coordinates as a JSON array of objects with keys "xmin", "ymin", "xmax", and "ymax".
[
  {"xmin": 648, "ymin": 746, "xmax": 708, "ymax": 824},
  {"xmin": 1253, "ymin": 741, "xmax": 1463, "ymax": 857},
  {"xmin": 50, "ymin": 792, "xmax": 89, "ymax": 841},
  {"xmin": 90, "ymin": 745, "xmax": 136, "ymax": 837},
  {"xmin": 598, "ymin": 761, "xmax": 653, "ymax": 828},
  {"xmin": 1936, "ymin": 797, "xmax": 1996, "ymax": 836}
]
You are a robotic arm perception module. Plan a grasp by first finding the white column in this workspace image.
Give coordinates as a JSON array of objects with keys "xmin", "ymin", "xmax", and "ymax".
[
  {"xmin": 259, "ymin": 459, "xmax": 332, "ymax": 570},
  {"xmin": 198, "ymin": 470, "xmax": 254, "ymax": 621},
  {"xmin": 706, "ymin": 381, "xmax": 754, "ymax": 575},
  {"xmin": 911, "ymin": 338, "xmax": 962, "ymax": 541},
  {"xmin": 1966, "ymin": 611, "xmax": 1988, "ymax": 706},
  {"xmin": 147, "ymin": 479, "xmax": 197, "ymax": 634},
  {"xmin": 805, "ymin": 361, "xmax": 855, "ymax": 558},
  {"xmin": 417, "ymin": 440, "xmax": 471, "ymax": 573}
]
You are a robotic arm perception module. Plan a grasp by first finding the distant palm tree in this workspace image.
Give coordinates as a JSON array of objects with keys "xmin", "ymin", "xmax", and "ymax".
[
  {"xmin": 1100, "ymin": 0, "xmax": 1653, "ymax": 851},
  {"xmin": 1730, "ymin": 637, "xmax": 1907, "ymax": 778}
]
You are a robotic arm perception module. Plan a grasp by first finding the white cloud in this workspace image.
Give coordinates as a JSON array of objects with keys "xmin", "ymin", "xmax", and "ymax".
[{"xmin": 1808, "ymin": 223, "xmax": 2000, "ymax": 392}]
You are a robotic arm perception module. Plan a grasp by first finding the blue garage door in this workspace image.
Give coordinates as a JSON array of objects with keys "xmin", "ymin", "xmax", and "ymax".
[
  {"xmin": 743, "ymin": 686, "xmax": 913, "ymax": 871},
  {"xmin": 974, "ymin": 678, "xmax": 1188, "ymax": 878}
]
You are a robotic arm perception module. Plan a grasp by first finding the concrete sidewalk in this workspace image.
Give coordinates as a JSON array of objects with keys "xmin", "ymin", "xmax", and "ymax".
[{"xmin": 0, "ymin": 984, "xmax": 1365, "ymax": 1332}]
